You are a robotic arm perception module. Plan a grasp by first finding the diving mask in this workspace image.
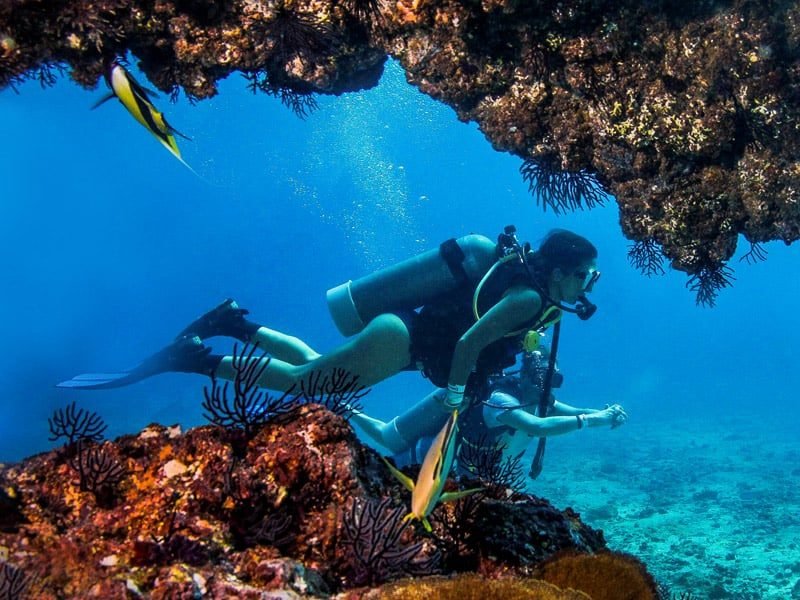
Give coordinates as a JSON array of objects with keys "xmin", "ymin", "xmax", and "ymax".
[{"xmin": 574, "ymin": 268, "xmax": 601, "ymax": 293}]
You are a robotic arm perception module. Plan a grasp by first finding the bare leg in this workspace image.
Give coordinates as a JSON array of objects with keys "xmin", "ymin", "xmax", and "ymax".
[
  {"xmin": 350, "ymin": 388, "xmax": 450, "ymax": 453},
  {"xmin": 349, "ymin": 412, "xmax": 400, "ymax": 453},
  {"xmin": 215, "ymin": 313, "xmax": 412, "ymax": 392},
  {"xmin": 250, "ymin": 326, "xmax": 321, "ymax": 364}
]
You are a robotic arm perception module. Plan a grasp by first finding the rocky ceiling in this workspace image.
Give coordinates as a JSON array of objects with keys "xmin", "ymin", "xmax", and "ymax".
[{"xmin": 2, "ymin": 0, "xmax": 798, "ymax": 304}]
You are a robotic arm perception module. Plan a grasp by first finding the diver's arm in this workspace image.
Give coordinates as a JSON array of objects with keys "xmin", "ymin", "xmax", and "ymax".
[
  {"xmin": 498, "ymin": 405, "xmax": 624, "ymax": 435},
  {"xmin": 551, "ymin": 400, "xmax": 600, "ymax": 416},
  {"xmin": 497, "ymin": 409, "xmax": 588, "ymax": 436},
  {"xmin": 552, "ymin": 401, "xmax": 628, "ymax": 429},
  {"xmin": 448, "ymin": 286, "xmax": 542, "ymax": 391}
]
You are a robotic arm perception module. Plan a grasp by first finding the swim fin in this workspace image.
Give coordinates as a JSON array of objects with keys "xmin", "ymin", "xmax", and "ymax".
[
  {"xmin": 56, "ymin": 336, "xmax": 219, "ymax": 390},
  {"xmin": 174, "ymin": 298, "xmax": 256, "ymax": 342}
]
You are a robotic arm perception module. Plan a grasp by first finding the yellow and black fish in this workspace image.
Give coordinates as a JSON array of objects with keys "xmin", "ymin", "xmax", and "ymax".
[
  {"xmin": 383, "ymin": 410, "xmax": 481, "ymax": 532},
  {"xmin": 93, "ymin": 61, "xmax": 192, "ymax": 168}
]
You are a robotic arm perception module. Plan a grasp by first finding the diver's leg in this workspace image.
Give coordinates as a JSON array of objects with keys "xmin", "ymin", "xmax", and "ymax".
[
  {"xmin": 350, "ymin": 388, "xmax": 450, "ymax": 454},
  {"xmin": 214, "ymin": 313, "xmax": 412, "ymax": 392},
  {"xmin": 57, "ymin": 336, "xmax": 223, "ymax": 390},
  {"xmin": 349, "ymin": 412, "xmax": 402, "ymax": 453},
  {"xmin": 59, "ymin": 313, "xmax": 410, "ymax": 392},
  {"xmin": 176, "ymin": 299, "xmax": 259, "ymax": 342},
  {"xmin": 178, "ymin": 299, "xmax": 321, "ymax": 365},
  {"xmin": 250, "ymin": 327, "xmax": 321, "ymax": 364},
  {"xmin": 392, "ymin": 388, "xmax": 451, "ymax": 443}
]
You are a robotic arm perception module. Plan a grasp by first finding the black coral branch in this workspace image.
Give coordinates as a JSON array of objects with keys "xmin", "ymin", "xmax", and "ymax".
[
  {"xmin": 48, "ymin": 401, "xmax": 107, "ymax": 446},
  {"xmin": 0, "ymin": 560, "xmax": 29, "ymax": 600},
  {"xmin": 202, "ymin": 342, "xmax": 300, "ymax": 437},
  {"xmin": 342, "ymin": 497, "xmax": 439, "ymax": 586},
  {"xmin": 628, "ymin": 239, "xmax": 666, "ymax": 277},
  {"xmin": 686, "ymin": 264, "xmax": 735, "ymax": 307},
  {"xmin": 520, "ymin": 157, "xmax": 607, "ymax": 214},
  {"xmin": 295, "ymin": 368, "xmax": 368, "ymax": 418}
]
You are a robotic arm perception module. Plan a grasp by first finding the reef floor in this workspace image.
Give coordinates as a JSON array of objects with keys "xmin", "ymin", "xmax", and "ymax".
[{"xmin": 532, "ymin": 412, "xmax": 800, "ymax": 599}]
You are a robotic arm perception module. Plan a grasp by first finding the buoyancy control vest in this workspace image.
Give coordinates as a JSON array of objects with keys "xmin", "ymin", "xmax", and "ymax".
[{"xmin": 407, "ymin": 252, "xmax": 556, "ymax": 389}]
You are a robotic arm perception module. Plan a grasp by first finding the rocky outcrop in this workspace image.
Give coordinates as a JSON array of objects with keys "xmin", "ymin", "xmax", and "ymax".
[
  {"xmin": 0, "ymin": 405, "xmax": 620, "ymax": 597},
  {"xmin": 2, "ymin": 0, "xmax": 797, "ymax": 300}
]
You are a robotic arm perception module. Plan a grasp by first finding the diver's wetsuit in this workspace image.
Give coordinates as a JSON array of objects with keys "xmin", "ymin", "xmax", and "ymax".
[{"xmin": 402, "ymin": 254, "xmax": 554, "ymax": 390}]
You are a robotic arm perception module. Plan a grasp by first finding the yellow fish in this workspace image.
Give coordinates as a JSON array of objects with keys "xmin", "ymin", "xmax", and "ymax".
[
  {"xmin": 93, "ymin": 61, "xmax": 193, "ymax": 170},
  {"xmin": 383, "ymin": 410, "xmax": 481, "ymax": 532}
]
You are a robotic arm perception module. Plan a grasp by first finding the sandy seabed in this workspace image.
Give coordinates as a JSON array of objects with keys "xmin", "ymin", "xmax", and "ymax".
[{"xmin": 530, "ymin": 412, "xmax": 800, "ymax": 599}]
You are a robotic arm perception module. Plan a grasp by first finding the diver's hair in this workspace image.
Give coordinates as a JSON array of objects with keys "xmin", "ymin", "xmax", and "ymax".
[{"xmin": 529, "ymin": 229, "xmax": 597, "ymax": 278}]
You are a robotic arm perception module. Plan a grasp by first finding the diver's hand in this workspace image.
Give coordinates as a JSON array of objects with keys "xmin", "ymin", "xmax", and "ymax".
[
  {"xmin": 589, "ymin": 404, "xmax": 627, "ymax": 429},
  {"xmin": 605, "ymin": 403, "xmax": 628, "ymax": 429}
]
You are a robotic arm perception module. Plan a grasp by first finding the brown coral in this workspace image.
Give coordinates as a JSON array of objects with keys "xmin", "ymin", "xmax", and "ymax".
[
  {"xmin": 535, "ymin": 550, "xmax": 661, "ymax": 600},
  {"xmin": 361, "ymin": 573, "xmax": 591, "ymax": 599}
]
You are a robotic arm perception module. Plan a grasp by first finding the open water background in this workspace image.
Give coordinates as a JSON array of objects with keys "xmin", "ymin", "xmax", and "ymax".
[{"xmin": 1, "ymin": 59, "xmax": 799, "ymax": 597}]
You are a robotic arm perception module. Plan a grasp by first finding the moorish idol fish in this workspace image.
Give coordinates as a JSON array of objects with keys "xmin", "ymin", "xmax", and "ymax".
[
  {"xmin": 93, "ymin": 61, "xmax": 193, "ymax": 170},
  {"xmin": 383, "ymin": 410, "xmax": 481, "ymax": 532}
]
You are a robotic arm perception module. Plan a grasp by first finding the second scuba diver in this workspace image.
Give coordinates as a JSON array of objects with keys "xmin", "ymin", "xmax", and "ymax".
[{"xmin": 350, "ymin": 348, "xmax": 628, "ymax": 477}]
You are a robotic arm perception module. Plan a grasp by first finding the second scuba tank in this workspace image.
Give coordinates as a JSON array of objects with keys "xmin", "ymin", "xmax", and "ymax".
[{"xmin": 326, "ymin": 234, "xmax": 497, "ymax": 336}]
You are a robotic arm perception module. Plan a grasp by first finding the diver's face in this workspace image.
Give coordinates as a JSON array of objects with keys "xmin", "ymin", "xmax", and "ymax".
[{"xmin": 553, "ymin": 260, "xmax": 598, "ymax": 304}]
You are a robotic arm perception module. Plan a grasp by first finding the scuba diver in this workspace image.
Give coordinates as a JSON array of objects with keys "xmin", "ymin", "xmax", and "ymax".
[
  {"xmin": 349, "ymin": 348, "xmax": 628, "ymax": 475},
  {"xmin": 58, "ymin": 228, "xmax": 602, "ymax": 418}
]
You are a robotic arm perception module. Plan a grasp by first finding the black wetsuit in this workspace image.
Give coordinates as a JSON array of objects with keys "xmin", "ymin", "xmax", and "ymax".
[{"xmin": 406, "ymin": 254, "xmax": 551, "ymax": 391}]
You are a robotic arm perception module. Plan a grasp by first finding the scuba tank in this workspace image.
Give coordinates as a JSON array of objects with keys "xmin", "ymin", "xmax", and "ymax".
[{"xmin": 326, "ymin": 234, "xmax": 497, "ymax": 336}]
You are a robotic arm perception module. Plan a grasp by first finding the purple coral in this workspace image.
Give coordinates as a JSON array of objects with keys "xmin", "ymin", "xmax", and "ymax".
[
  {"xmin": 341, "ymin": 497, "xmax": 439, "ymax": 586},
  {"xmin": 0, "ymin": 560, "xmax": 29, "ymax": 600}
]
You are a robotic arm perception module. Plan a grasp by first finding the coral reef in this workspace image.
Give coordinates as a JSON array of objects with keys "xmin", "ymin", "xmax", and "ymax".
[
  {"xmin": 2, "ymin": 0, "xmax": 799, "ymax": 300},
  {"xmin": 535, "ymin": 550, "xmax": 660, "ymax": 600},
  {"xmin": 0, "ymin": 404, "xmax": 631, "ymax": 597},
  {"xmin": 357, "ymin": 572, "xmax": 592, "ymax": 599}
]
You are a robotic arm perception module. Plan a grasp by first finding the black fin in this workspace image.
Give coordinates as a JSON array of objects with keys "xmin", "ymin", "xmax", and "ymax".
[
  {"xmin": 91, "ymin": 93, "xmax": 116, "ymax": 110},
  {"xmin": 164, "ymin": 116, "xmax": 192, "ymax": 141}
]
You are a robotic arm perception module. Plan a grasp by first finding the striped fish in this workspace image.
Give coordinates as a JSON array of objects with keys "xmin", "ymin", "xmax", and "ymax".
[
  {"xmin": 93, "ymin": 61, "xmax": 192, "ymax": 170},
  {"xmin": 383, "ymin": 410, "xmax": 481, "ymax": 532}
]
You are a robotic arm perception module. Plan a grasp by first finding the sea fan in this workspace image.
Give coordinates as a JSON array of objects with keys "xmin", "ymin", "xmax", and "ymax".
[
  {"xmin": 68, "ymin": 441, "xmax": 126, "ymax": 507},
  {"xmin": 202, "ymin": 342, "xmax": 301, "ymax": 437},
  {"xmin": 427, "ymin": 492, "xmax": 484, "ymax": 571},
  {"xmin": 0, "ymin": 560, "xmax": 29, "ymax": 600},
  {"xmin": 628, "ymin": 239, "xmax": 666, "ymax": 277},
  {"xmin": 739, "ymin": 241, "xmax": 768, "ymax": 265},
  {"xmin": 295, "ymin": 368, "xmax": 369, "ymax": 418},
  {"xmin": 520, "ymin": 157, "xmax": 607, "ymax": 214},
  {"xmin": 48, "ymin": 401, "xmax": 107, "ymax": 447},
  {"xmin": 686, "ymin": 264, "xmax": 735, "ymax": 307},
  {"xmin": 341, "ymin": 497, "xmax": 439, "ymax": 586},
  {"xmin": 242, "ymin": 70, "xmax": 319, "ymax": 119},
  {"xmin": 457, "ymin": 434, "xmax": 525, "ymax": 493}
]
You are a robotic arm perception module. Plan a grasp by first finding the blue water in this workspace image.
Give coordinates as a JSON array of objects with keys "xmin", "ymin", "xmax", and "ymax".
[{"xmin": 2, "ymin": 58, "xmax": 799, "ymax": 595}]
